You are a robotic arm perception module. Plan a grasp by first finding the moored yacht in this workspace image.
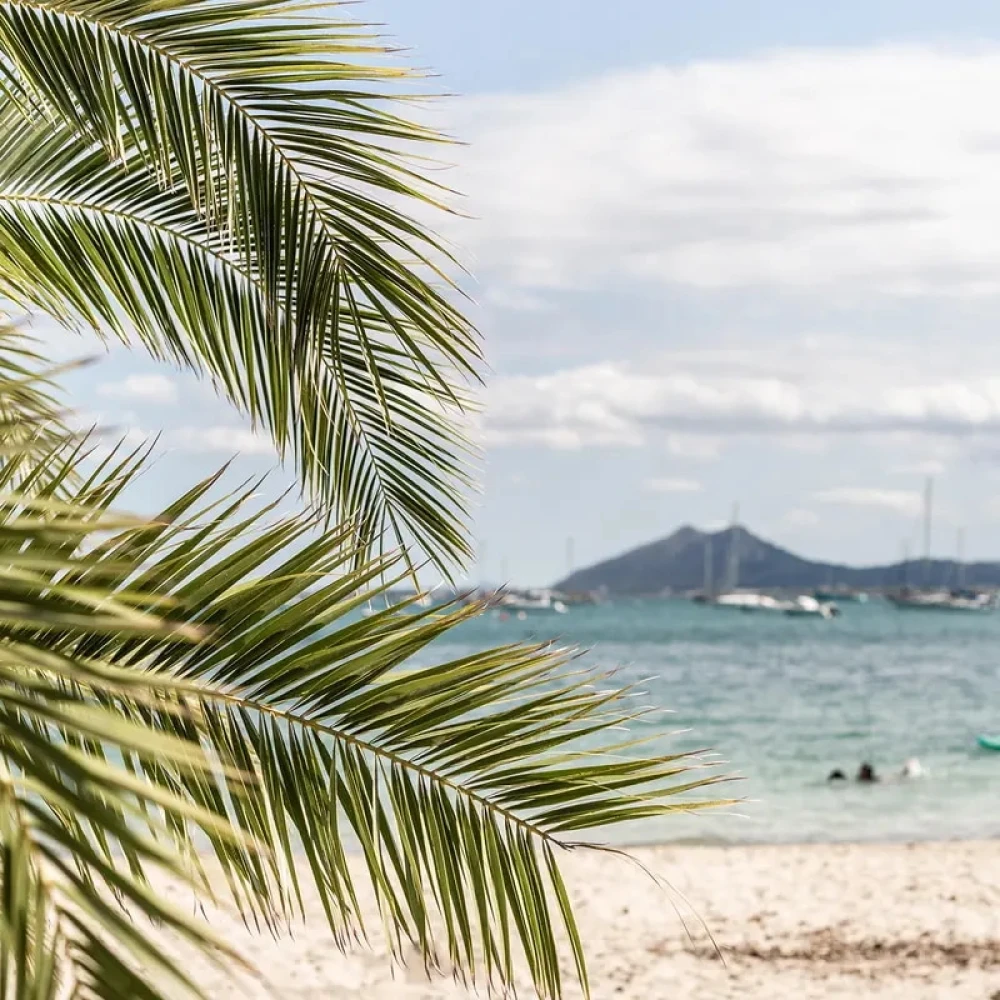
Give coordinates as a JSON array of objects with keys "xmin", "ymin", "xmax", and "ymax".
[
  {"xmin": 698, "ymin": 508, "xmax": 836, "ymax": 616},
  {"xmin": 781, "ymin": 594, "xmax": 839, "ymax": 618},
  {"xmin": 887, "ymin": 588, "xmax": 994, "ymax": 612},
  {"xmin": 887, "ymin": 483, "xmax": 995, "ymax": 612},
  {"xmin": 496, "ymin": 588, "xmax": 568, "ymax": 614}
]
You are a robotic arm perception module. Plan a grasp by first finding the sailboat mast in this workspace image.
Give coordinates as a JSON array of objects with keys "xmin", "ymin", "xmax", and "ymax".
[
  {"xmin": 727, "ymin": 503, "xmax": 741, "ymax": 592},
  {"xmin": 922, "ymin": 477, "xmax": 933, "ymax": 586},
  {"xmin": 704, "ymin": 534, "xmax": 714, "ymax": 595},
  {"xmin": 565, "ymin": 536, "xmax": 575, "ymax": 578},
  {"xmin": 956, "ymin": 527, "xmax": 965, "ymax": 588}
]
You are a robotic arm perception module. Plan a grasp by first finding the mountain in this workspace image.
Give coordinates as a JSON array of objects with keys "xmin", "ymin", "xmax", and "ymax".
[{"xmin": 554, "ymin": 525, "xmax": 1000, "ymax": 596}]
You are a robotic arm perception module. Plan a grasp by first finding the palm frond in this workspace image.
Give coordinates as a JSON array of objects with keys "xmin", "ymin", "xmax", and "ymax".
[
  {"xmin": 0, "ymin": 5, "xmax": 733, "ymax": 996},
  {"xmin": 14, "ymin": 449, "xmax": 731, "ymax": 999},
  {"xmin": 0, "ymin": 329, "xmax": 267, "ymax": 998},
  {"xmin": 0, "ymin": 1, "xmax": 478, "ymax": 571},
  {"xmin": 0, "ymin": 492, "xmax": 262, "ymax": 1000},
  {"xmin": 0, "ymin": 319, "xmax": 79, "ymax": 469},
  {"xmin": 0, "ymin": 321, "xmax": 728, "ymax": 996},
  {"xmin": 0, "ymin": 108, "xmax": 474, "ymax": 572}
]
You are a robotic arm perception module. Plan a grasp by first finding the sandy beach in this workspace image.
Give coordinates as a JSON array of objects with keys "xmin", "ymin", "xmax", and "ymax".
[{"xmin": 156, "ymin": 840, "xmax": 1000, "ymax": 999}]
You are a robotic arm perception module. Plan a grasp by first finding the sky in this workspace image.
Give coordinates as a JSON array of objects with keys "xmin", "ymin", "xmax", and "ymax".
[{"xmin": 43, "ymin": 0, "xmax": 1000, "ymax": 585}]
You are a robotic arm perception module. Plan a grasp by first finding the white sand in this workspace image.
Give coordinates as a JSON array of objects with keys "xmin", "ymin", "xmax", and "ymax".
[{"xmin": 158, "ymin": 841, "xmax": 1000, "ymax": 999}]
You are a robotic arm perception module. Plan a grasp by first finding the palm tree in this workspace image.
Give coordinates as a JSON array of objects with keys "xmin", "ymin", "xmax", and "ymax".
[{"xmin": 0, "ymin": 3, "xmax": 727, "ymax": 998}]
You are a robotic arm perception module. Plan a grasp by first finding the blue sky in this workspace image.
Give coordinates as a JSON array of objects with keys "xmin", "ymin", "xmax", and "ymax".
[
  {"xmin": 48, "ymin": 0, "xmax": 1000, "ymax": 585},
  {"xmin": 367, "ymin": 0, "xmax": 1000, "ymax": 91}
]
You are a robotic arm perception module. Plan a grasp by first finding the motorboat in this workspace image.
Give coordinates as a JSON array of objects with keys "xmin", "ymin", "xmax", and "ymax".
[
  {"xmin": 702, "ymin": 511, "xmax": 786, "ymax": 613},
  {"xmin": 712, "ymin": 592, "xmax": 784, "ymax": 613},
  {"xmin": 695, "ymin": 510, "xmax": 836, "ymax": 617},
  {"xmin": 709, "ymin": 592, "xmax": 837, "ymax": 617},
  {"xmin": 888, "ymin": 588, "xmax": 994, "ymax": 612},
  {"xmin": 496, "ymin": 588, "xmax": 568, "ymax": 614},
  {"xmin": 781, "ymin": 595, "xmax": 839, "ymax": 618}
]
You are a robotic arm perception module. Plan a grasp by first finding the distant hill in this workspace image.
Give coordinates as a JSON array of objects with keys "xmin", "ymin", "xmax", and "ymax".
[{"xmin": 554, "ymin": 525, "xmax": 1000, "ymax": 596}]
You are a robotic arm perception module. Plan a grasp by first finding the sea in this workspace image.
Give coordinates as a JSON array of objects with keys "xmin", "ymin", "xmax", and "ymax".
[{"xmin": 409, "ymin": 598, "xmax": 1000, "ymax": 847}]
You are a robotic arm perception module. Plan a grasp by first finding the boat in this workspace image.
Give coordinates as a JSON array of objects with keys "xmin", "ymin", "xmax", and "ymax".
[
  {"xmin": 496, "ymin": 588, "xmax": 568, "ymax": 614},
  {"xmin": 704, "ymin": 507, "xmax": 784, "ymax": 611},
  {"xmin": 701, "ymin": 508, "xmax": 837, "ymax": 617},
  {"xmin": 888, "ymin": 588, "xmax": 994, "ymax": 613},
  {"xmin": 712, "ymin": 592, "xmax": 783, "ymax": 613},
  {"xmin": 782, "ymin": 595, "xmax": 839, "ymax": 618},
  {"xmin": 976, "ymin": 734, "xmax": 1000, "ymax": 751},
  {"xmin": 710, "ymin": 592, "xmax": 838, "ymax": 616},
  {"xmin": 887, "ymin": 480, "xmax": 994, "ymax": 612}
]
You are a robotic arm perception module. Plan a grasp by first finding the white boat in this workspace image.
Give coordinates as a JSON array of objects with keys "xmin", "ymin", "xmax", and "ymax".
[
  {"xmin": 711, "ymin": 592, "xmax": 838, "ymax": 617},
  {"xmin": 712, "ymin": 592, "xmax": 784, "ymax": 613},
  {"xmin": 706, "ymin": 510, "xmax": 829, "ymax": 615},
  {"xmin": 706, "ymin": 508, "xmax": 779, "ymax": 611},
  {"xmin": 696, "ymin": 513, "xmax": 837, "ymax": 617},
  {"xmin": 945, "ymin": 592, "xmax": 995, "ymax": 612},
  {"xmin": 781, "ymin": 595, "xmax": 839, "ymax": 618},
  {"xmin": 497, "ymin": 588, "xmax": 568, "ymax": 614},
  {"xmin": 888, "ymin": 485, "xmax": 994, "ymax": 612},
  {"xmin": 888, "ymin": 589, "xmax": 993, "ymax": 612}
]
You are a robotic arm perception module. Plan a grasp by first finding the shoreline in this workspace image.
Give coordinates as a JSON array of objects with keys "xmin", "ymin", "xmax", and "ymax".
[
  {"xmin": 620, "ymin": 832, "xmax": 1000, "ymax": 849},
  {"xmin": 157, "ymin": 839, "xmax": 1000, "ymax": 999}
]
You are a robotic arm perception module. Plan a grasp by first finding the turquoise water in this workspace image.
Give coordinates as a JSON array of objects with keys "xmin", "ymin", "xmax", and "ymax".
[{"xmin": 412, "ymin": 599, "xmax": 1000, "ymax": 846}]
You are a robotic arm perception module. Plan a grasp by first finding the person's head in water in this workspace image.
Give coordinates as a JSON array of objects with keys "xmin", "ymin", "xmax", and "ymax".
[
  {"xmin": 827, "ymin": 768, "xmax": 846, "ymax": 781},
  {"xmin": 856, "ymin": 762, "xmax": 878, "ymax": 783}
]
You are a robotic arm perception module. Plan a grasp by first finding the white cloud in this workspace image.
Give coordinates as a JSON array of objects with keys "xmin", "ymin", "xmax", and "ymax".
[
  {"xmin": 454, "ymin": 44, "xmax": 1000, "ymax": 297},
  {"xmin": 80, "ymin": 423, "xmax": 275, "ymax": 462},
  {"xmin": 778, "ymin": 435, "xmax": 830, "ymax": 455},
  {"xmin": 170, "ymin": 426, "xmax": 274, "ymax": 456},
  {"xmin": 814, "ymin": 487, "xmax": 922, "ymax": 515},
  {"xmin": 891, "ymin": 459, "xmax": 947, "ymax": 476},
  {"xmin": 20, "ymin": 314, "xmax": 103, "ymax": 361},
  {"xmin": 98, "ymin": 374, "xmax": 177, "ymax": 404},
  {"xmin": 784, "ymin": 508, "xmax": 820, "ymax": 527},
  {"xmin": 645, "ymin": 477, "xmax": 703, "ymax": 493},
  {"xmin": 82, "ymin": 427, "xmax": 154, "ymax": 465},
  {"xmin": 481, "ymin": 286, "xmax": 551, "ymax": 313},
  {"xmin": 483, "ymin": 343, "xmax": 1000, "ymax": 450},
  {"xmin": 666, "ymin": 434, "xmax": 723, "ymax": 461},
  {"xmin": 459, "ymin": 48, "xmax": 1000, "ymax": 465}
]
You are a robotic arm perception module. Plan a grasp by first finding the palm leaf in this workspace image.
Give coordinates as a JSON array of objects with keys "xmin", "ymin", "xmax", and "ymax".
[
  {"xmin": 0, "ymin": 331, "xmax": 266, "ymax": 998},
  {"xmin": 13, "ymin": 448, "xmax": 731, "ymax": 999},
  {"xmin": 0, "ymin": 323, "xmax": 729, "ymax": 997},
  {"xmin": 0, "ymin": 1, "xmax": 477, "ymax": 570},
  {"xmin": 0, "ymin": 505, "xmax": 255, "ymax": 1000},
  {"xmin": 0, "ymin": 320, "xmax": 80, "ymax": 470},
  {"xmin": 0, "ymin": 4, "xmax": 734, "ymax": 995}
]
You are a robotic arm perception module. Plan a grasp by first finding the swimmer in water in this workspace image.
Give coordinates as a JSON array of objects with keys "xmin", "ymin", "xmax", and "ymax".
[
  {"xmin": 856, "ymin": 761, "xmax": 878, "ymax": 783},
  {"xmin": 827, "ymin": 768, "xmax": 847, "ymax": 782}
]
